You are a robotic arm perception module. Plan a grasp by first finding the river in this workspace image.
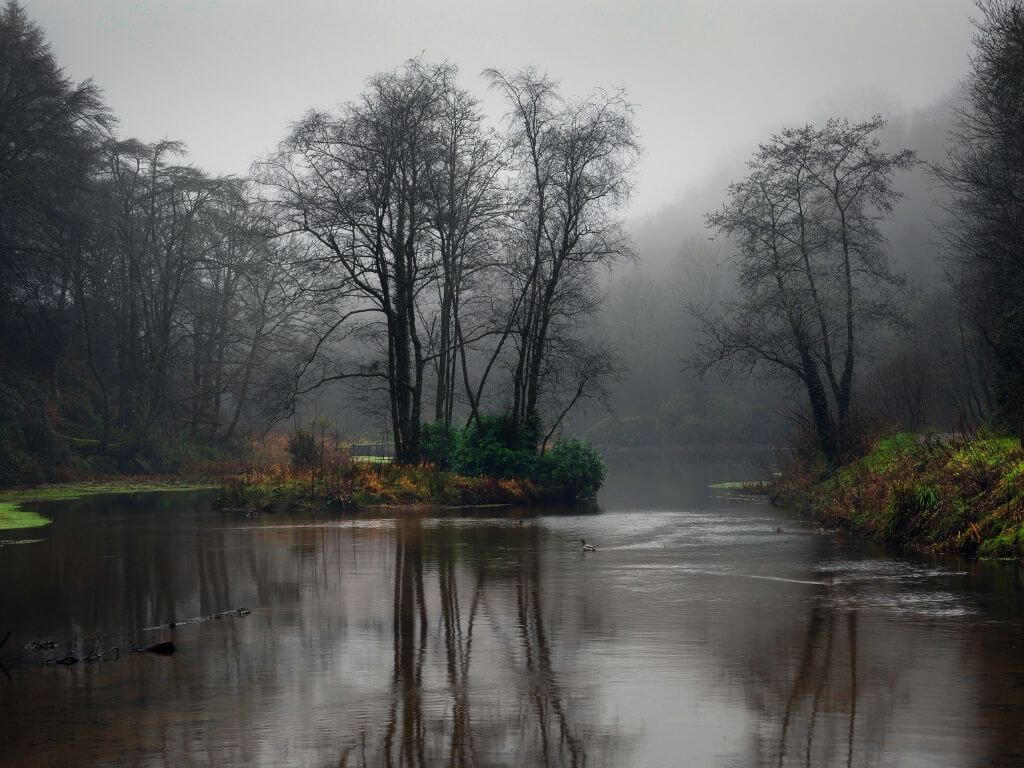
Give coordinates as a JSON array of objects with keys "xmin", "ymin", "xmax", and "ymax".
[{"xmin": 1, "ymin": 451, "xmax": 1023, "ymax": 767}]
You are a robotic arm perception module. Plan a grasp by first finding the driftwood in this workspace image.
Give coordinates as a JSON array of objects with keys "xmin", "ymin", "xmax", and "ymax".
[
  {"xmin": 146, "ymin": 641, "xmax": 175, "ymax": 655},
  {"xmin": 2, "ymin": 606, "xmax": 251, "ymax": 671},
  {"xmin": 140, "ymin": 606, "xmax": 251, "ymax": 633}
]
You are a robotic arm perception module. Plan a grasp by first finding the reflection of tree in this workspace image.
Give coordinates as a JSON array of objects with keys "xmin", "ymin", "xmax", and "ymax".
[
  {"xmin": 3, "ymin": 500, "xmax": 634, "ymax": 767},
  {"xmin": 338, "ymin": 520, "xmax": 626, "ymax": 768},
  {"xmin": 514, "ymin": 540, "xmax": 585, "ymax": 767},
  {"xmin": 961, "ymin": 560, "xmax": 1024, "ymax": 766},
  {"xmin": 437, "ymin": 526, "xmax": 483, "ymax": 767},
  {"xmin": 736, "ymin": 587, "xmax": 883, "ymax": 768}
]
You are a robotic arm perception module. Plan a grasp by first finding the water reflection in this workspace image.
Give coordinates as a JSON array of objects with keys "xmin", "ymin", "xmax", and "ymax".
[
  {"xmin": 333, "ymin": 518, "xmax": 627, "ymax": 767},
  {"xmin": 0, "ymin": 499, "xmax": 629, "ymax": 766},
  {"xmin": 1, "ymin": 462, "xmax": 1024, "ymax": 767}
]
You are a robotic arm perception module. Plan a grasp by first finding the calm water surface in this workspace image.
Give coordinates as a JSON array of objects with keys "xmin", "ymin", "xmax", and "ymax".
[{"xmin": 2, "ymin": 451, "xmax": 1024, "ymax": 767}]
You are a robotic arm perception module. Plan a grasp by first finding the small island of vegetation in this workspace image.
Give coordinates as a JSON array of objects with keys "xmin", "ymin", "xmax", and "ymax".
[{"xmin": 221, "ymin": 414, "xmax": 605, "ymax": 512}]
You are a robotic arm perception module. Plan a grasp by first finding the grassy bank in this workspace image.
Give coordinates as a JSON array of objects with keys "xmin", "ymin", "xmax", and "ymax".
[
  {"xmin": 0, "ymin": 501, "xmax": 51, "ymax": 531},
  {"xmin": 775, "ymin": 433, "xmax": 1024, "ymax": 557},
  {"xmin": 218, "ymin": 463, "xmax": 576, "ymax": 512},
  {"xmin": 0, "ymin": 478, "xmax": 219, "ymax": 531},
  {"xmin": 0, "ymin": 478, "xmax": 218, "ymax": 504}
]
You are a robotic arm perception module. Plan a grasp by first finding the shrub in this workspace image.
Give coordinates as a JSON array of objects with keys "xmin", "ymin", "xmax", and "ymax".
[
  {"xmin": 419, "ymin": 414, "xmax": 606, "ymax": 501},
  {"xmin": 421, "ymin": 421, "xmax": 456, "ymax": 469},
  {"xmin": 537, "ymin": 439, "xmax": 606, "ymax": 501},
  {"xmin": 452, "ymin": 414, "xmax": 538, "ymax": 479},
  {"xmin": 287, "ymin": 425, "xmax": 318, "ymax": 470},
  {"xmin": 286, "ymin": 419, "xmax": 346, "ymax": 471}
]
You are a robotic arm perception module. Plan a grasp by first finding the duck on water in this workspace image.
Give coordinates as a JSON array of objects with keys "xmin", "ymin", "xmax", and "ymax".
[{"xmin": 580, "ymin": 539, "xmax": 597, "ymax": 552}]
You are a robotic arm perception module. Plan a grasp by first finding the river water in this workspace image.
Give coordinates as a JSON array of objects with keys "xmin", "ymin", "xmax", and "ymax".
[{"xmin": 2, "ymin": 451, "xmax": 1024, "ymax": 767}]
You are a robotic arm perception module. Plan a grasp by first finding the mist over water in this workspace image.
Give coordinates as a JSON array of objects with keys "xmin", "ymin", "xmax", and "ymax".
[{"xmin": 2, "ymin": 453, "xmax": 1023, "ymax": 767}]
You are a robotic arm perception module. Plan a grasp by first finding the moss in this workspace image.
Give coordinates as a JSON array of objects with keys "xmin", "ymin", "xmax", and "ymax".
[{"xmin": 0, "ymin": 501, "xmax": 51, "ymax": 531}]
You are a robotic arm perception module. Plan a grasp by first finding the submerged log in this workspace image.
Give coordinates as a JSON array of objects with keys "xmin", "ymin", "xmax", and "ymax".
[{"xmin": 5, "ymin": 607, "xmax": 251, "ymax": 669}]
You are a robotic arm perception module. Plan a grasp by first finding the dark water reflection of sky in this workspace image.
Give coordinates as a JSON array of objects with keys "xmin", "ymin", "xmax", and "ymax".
[{"xmin": 2, "ymin": 451, "xmax": 1024, "ymax": 767}]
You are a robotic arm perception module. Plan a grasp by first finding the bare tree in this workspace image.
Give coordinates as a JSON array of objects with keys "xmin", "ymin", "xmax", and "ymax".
[
  {"xmin": 485, "ymin": 68, "xmax": 639, "ymax": 441},
  {"xmin": 696, "ymin": 118, "xmax": 914, "ymax": 460},
  {"xmin": 422, "ymin": 67, "xmax": 509, "ymax": 426},
  {"xmin": 84, "ymin": 139, "xmax": 223, "ymax": 446},
  {"xmin": 258, "ymin": 60, "xmax": 460, "ymax": 463}
]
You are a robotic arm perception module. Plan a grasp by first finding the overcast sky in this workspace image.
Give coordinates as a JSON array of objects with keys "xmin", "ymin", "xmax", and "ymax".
[{"xmin": 24, "ymin": 0, "xmax": 976, "ymax": 216}]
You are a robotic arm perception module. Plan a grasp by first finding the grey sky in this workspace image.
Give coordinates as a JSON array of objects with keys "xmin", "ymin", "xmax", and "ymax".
[{"xmin": 25, "ymin": 0, "xmax": 975, "ymax": 215}]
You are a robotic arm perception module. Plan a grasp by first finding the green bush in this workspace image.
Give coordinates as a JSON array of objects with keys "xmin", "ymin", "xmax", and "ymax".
[
  {"xmin": 537, "ymin": 439, "xmax": 606, "ymax": 501},
  {"xmin": 423, "ymin": 414, "xmax": 606, "ymax": 501},
  {"xmin": 421, "ymin": 421, "xmax": 456, "ymax": 469},
  {"xmin": 451, "ymin": 413, "xmax": 538, "ymax": 479}
]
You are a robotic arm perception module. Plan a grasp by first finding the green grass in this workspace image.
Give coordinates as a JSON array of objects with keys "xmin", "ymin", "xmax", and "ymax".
[
  {"xmin": 0, "ymin": 501, "xmax": 51, "ymax": 531},
  {"xmin": 778, "ymin": 431, "xmax": 1024, "ymax": 558},
  {"xmin": 0, "ymin": 480, "xmax": 217, "ymax": 504},
  {"xmin": 0, "ymin": 479, "xmax": 218, "ymax": 532},
  {"xmin": 863, "ymin": 432, "xmax": 918, "ymax": 472}
]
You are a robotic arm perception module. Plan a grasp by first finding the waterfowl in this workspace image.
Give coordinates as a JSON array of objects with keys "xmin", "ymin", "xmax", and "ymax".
[{"xmin": 580, "ymin": 538, "xmax": 597, "ymax": 552}]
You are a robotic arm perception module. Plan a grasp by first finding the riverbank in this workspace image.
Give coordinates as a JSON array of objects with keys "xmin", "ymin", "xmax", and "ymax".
[
  {"xmin": 774, "ymin": 433, "xmax": 1024, "ymax": 557},
  {"xmin": 217, "ymin": 463, "xmax": 577, "ymax": 512},
  {"xmin": 0, "ymin": 478, "xmax": 219, "ymax": 530}
]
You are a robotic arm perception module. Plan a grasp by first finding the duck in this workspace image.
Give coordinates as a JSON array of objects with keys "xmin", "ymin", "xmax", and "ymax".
[{"xmin": 580, "ymin": 538, "xmax": 597, "ymax": 552}]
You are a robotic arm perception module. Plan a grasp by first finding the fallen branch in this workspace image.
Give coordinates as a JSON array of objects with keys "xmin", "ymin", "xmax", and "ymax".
[{"xmin": 2, "ymin": 606, "xmax": 252, "ymax": 671}]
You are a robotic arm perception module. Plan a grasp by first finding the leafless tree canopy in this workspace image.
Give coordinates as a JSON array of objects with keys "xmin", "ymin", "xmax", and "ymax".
[
  {"xmin": 254, "ymin": 62, "xmax": 638, "ymax": 460},
  {"xmin": 696, "ymin": 117, "xmax": 915, "ymax": 459}
]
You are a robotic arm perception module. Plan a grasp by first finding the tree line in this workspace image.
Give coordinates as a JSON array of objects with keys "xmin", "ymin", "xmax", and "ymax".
[
  {"xmin": 4, "ymin": 0, "xmax": 1020, "ymax": 482},
  {"xmin": 0, "ymin": 2, "xmax": 636, "ymax": 481}
]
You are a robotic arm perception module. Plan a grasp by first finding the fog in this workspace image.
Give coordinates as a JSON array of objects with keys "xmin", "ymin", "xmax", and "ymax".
[
  {"xmin": 24, "ymin": 0, "xmax": 974, "ymax": 217},
  {"xmin": 1, "ymin": 0, "xmax": 1008, "ymax": 479}
]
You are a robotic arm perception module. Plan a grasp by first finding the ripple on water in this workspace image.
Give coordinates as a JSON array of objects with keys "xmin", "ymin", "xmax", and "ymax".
[
  {"xmin": 828, "ymin": 590, "xmax": 978, "ymax": 618},
  {"xmin": 814, "ymin": 558, "xmax": 967, "ymax": 581}
]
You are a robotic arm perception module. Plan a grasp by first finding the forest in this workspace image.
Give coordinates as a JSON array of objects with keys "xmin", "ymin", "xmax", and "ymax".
[
  {"xmin": 1, "ymin": 1, "xmax": 637, "ymax": 489},
  {"xmin": 2, "ymin": 0, "xmax": 1023, "ymax": 509}
]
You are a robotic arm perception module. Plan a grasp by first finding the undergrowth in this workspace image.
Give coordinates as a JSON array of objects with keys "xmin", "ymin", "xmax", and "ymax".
[
  {"xmin": 218, "ymin": 461, "xmax": 554, "ymax": 512},
  {"xmin": 774, "ymin": 432, "xmax": 1024, "ymax": 558}
]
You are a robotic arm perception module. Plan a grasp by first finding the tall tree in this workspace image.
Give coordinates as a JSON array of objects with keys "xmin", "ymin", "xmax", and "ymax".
[
  {"xmin": 97, "ymin": 140, "xmax": 222, "ymax": 443},
  {"xmin": 936, "ymin": 0, "xmax": 1024, "ymax": 440},
  {"xmin": 422, "ymin": 66, "xmax": 509, "ymax": 426},
  {"xmin": 484, "ymin": 68, "xmax": 638, "ymax": 441},
  {"xmin": 259, "ymin": 60, "xmax": 454, "ymax": 463},
  {"xmin": 696, "ymin": 118, "xmax": 914, "ymax": 460},
  {"xmin": 0, "ymin": 0, "xmax": 111, "ymax": 386}
]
